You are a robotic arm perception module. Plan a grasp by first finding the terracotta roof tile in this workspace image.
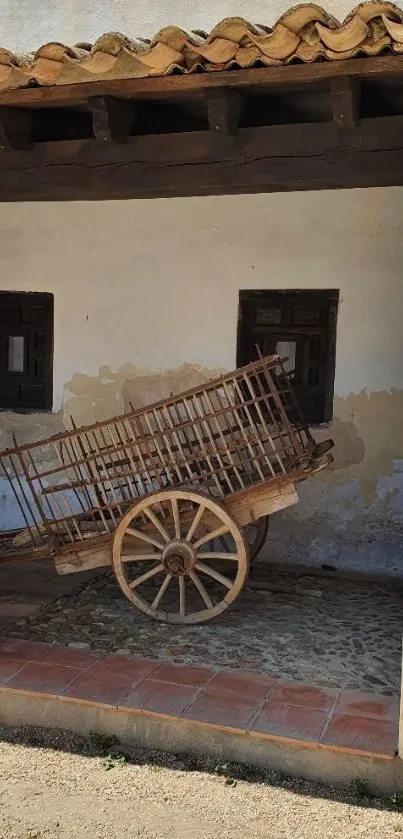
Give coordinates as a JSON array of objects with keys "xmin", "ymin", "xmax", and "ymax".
[{"xmin": 1, "ymin": 2, "xmax": 403, "ymax": 91}]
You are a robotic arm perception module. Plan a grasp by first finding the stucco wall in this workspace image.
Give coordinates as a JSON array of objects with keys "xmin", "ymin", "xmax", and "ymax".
[
  {"xmin": 3, "ymin": 0, "xmax": 402, "ymax": 50},
  {"xmin": 0, "ymin": 188, "xmax": 403, "ymax": 575}
]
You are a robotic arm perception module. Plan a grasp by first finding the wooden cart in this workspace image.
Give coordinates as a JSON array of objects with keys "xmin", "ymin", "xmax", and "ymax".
[{"xmin": 0, "ymin": 355, "xmax": 333, "ymax": 624}]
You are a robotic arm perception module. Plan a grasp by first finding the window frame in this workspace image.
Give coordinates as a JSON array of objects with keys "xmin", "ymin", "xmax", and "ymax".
[
  {"xmin": 236, "ymin": 289, "xmax": 339, "ymax": 425},
  {"xmin": 0, "ymin": 291, "xmax": 54, "ymax": 412}
]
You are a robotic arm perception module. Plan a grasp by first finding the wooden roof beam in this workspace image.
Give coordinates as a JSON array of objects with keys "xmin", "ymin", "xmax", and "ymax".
[{"xmin": 0, "ymin": 115, "xmax": 403, "ymax": 201}]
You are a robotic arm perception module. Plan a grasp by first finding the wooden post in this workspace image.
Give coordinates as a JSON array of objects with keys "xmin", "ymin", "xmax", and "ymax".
[
  {"xmin": 89, "ymin": 96, "xmax": 135, "ymax": 143},
  {"xmin": 205, "ymin": 89, "xmax": 243, "ymax": 135},
  {"xmin": 331, "ymin": 76, "xmax": 360, "ymax": 128}
]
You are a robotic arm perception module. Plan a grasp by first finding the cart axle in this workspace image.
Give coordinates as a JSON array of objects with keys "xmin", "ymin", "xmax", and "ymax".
[{"xmin": 162, "ymin": 540, "xmax": 195, "ymax": 575}]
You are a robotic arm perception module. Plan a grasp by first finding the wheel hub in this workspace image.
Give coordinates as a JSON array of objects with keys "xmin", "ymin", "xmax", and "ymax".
[{"xmin": 162, "ymin": 540, "xmax": 195, "ymax": 576}]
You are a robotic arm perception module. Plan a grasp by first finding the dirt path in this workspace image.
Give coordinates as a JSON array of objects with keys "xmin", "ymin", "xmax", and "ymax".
[{"xmin": 0, "ymin": 727, "xmax": 402, "ymax": 839}]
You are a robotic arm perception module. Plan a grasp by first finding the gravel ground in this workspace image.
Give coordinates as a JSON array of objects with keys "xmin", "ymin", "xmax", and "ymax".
[
  {"xmin": 0, "ymin": 725, "xmax": 402, "ymax": 839},
  {"xmin": 4, "ymin": 569, "xmax": 402, "ymax": 696}
]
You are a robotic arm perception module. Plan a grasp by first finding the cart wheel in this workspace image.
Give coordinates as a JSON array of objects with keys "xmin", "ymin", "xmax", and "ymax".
[
  {"xmin": 112, "ymin": 489, "xmax": 248, "ymax": 625},
  {"xmin": 246, "ymin": 516, "xmax": 270, "ymax": 565}
]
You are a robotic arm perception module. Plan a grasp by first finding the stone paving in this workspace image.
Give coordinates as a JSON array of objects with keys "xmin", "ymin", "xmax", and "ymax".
[
  {"xmin": 0, "ymin": 558, "xmax": 96, "ymax": 629},
  {"xmin": 2, "ymin": 560, "xmax": 401, "ymax": 697}
]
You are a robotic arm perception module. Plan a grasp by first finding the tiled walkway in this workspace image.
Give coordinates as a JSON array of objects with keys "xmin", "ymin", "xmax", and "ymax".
[{"xmin": 0, "ymin": 639, "xmax": 398, "ymax": 759}]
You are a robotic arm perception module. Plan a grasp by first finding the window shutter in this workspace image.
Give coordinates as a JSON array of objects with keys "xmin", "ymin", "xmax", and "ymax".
[
  {"xmin": 0, "ymin": 292, "xmax": 53, "ymax": 411},
  {"xmin": 237, "ymin": 291, "xmax": 338, "ymax": 424}
]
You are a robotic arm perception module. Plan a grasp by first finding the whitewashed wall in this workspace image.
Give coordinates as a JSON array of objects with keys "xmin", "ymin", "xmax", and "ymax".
[
  {"xmin": 0, "ymin": 188, "xmax": 403, "ymax": 576},
  {"xmin": 2, "ymin": 0, "xmax": 403, "ymax": 51},
  {"xmin": 0, "ymin": 190, "xmax": 401, "ymax": 409}
]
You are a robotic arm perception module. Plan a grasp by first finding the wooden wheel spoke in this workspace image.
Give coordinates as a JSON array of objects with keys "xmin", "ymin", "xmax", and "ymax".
[
  {"xmin": 185, "ymin": 503, "xmax": 206, "ymax": 542},
  {"xmin": 171, "ymin": 498, "xmax": 180, "ymax": 539},
  {"xmin": 129, "ymin": 562, "xmax": 164, "ymax": 589},
  {"xmin": 113, "ymin": 489, "xmax": 248, "ymax": 624},
  {"xmin": 151, "ymin": 573, "xmax": 171, "ymax": 610},
  {"xmin": 179, "ymin": 575, "xmax": 186, "ymax": 617},
  {"xmin": 126, "ymin": 526, "xmax": 165, "ymax": 551},
  {"xmin": 144, "ymin": 507, "xmax": 171, "ymax": 543},
  {"xmin": 189, "ymin": 570, "xmax": 214, "ymax": 610},
  {"xmin": 193, "ymin": 525, "xmax": 230, "ymax": 550},
  {"xmin": 197, "ymin": 552, "xmax": 239, "ymax": 561},
  {"xmin": 195, "ymin": 560, "xmax": 233, "ymax": 590}
]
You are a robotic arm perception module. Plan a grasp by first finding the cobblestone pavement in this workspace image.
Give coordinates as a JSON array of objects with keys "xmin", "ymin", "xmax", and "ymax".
[{"xmin": 2, "ymin": 566, "xmax": 402, "ymax": 696}]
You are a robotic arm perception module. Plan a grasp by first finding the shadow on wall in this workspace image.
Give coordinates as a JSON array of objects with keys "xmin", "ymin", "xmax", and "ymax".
[
  {"xmin": 325, "ymin": 390, "xmax": 403, "ymax": 503},
  {"xmin": 314, "ymin": 416, "xmax": 366, "ymax": 473}
]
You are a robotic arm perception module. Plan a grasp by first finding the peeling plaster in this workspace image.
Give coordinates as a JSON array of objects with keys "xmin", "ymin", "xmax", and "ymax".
[
  {"xmin": 64, "ymin": 362, "xmax": 225, "ymax": 427},
  {"xmin": 1, "ymin": 372, "xmax": 402, "ymax": 510},
  {"xmin": 0, "ymin": 411, "xmax": 63, "ymax": 454},
  {"xmin": 329, "ymin": 390, "xmax": 403, "ymax": 502}
]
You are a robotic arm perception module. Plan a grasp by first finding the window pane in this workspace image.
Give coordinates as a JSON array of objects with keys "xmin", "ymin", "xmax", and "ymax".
[
  {"xmin": 8, "ymin": 336, "xmax": 25, "ymax": 373},
  {"xmin": 276, "ymin": 340, "xmax": 296, "ymax": 373}
]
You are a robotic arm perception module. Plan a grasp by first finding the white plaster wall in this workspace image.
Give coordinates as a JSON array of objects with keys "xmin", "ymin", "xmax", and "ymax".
[
  {"xmin": 2, "ymin": 0, "xmax": 403, "ymax": 51},
  {"xmin": 0, "ymin": 188, "xmax": 401, "ymax": 410},
  {"xmin": 1, "ymin": 187, "xmax": 403, "ymax": 574}
]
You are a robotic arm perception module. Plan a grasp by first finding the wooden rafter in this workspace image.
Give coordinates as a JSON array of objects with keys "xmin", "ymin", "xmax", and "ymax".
[{"xmin": 0, "ymin": 54, "xmax": 403, "ymax": 110}]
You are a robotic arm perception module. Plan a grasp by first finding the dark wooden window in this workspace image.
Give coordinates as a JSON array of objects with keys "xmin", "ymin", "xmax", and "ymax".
[
  {"xmin": 237, "ymin": 290, "xmax": 339, "ymax": 424},
  {"xmin": 0, "ymin": 292, "xmax": 53, "ymax": 411}
]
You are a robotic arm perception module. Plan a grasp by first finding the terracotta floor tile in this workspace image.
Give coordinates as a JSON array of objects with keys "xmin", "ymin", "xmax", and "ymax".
[
  {"xmin": 252, "ymin": 701, "xmax": 328, "ymax": 742},
  {"xmin": 64, "ymin": 668, "xmax": 142, "ymax": 705},
  {"xmin": 269, "ymin": 681, "xmax": 338, "ymax": 711},
  {"xmin": 43, "ymin": 646, "xmax": 103, "ymax": 670},
  {"xmin": 0, "ymin": 639, "xmax": 51, "ymax": 662},
  {"xmin": 89, "ymin": 655, "xmax": 158, "ymax": 680},
  {"xmin": 5, "ymin": 661, "xmax": 80, "ymax": 694},
  {"xmin": 207, "ymin": 670, "xmax": 274, "ymax": 704},
  {"xmin": 121, "ymin": 678, "xmax": 198, "ymax": 716},
  {"xmin": 335, "ymin": 690, "xmax": 399, "ymax": 721},
  {"xmin": 183, "ymin": 686, "xmax": 260, "ymax": 729},
  {"xmin": 151, "ymin": 661, "xmax": 215, "ymax": 688},
  {"xmin": 0, "ymin": 658, "xmax": 26, "ymax": 685},
  {"xmin": 321, "ymin": 713, "xmax": 398, "ymax": 756}
]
